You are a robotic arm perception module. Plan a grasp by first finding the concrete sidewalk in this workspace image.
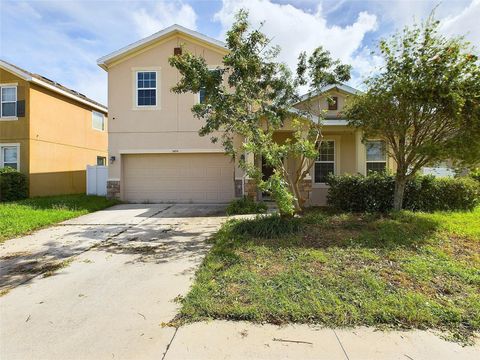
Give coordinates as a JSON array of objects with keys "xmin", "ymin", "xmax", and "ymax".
[{"xmin": 164, "ymin": 321, "xmax": 480, "ymax": 360}]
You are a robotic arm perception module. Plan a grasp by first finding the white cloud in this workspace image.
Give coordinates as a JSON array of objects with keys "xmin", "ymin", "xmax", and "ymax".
[
  {"xmin": 132, "ymin": 2, "xmax": 197, "ymax": 38},
  {"xmin": 214, "ymin": 0, "xmax": 378, "ymax": 89},
  {"xmin": 441, "ymin": 0, "xmax": 480, "ymax": 47},
  {"xmin": 0, "ymin": 1, "xmax": 199, "ymax": 105}
]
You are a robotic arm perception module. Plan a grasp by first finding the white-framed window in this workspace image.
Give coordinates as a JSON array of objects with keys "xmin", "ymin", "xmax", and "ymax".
[
  {"xmin": 0, "ymin": 144, "xmax": 19, "ymax": 170},
  {"xmin": 97, "ymin": 156, "xmax": 106, "ymax": 166},
  {"xmin": 314, "ymin": 140, "xmax": 335, "ymax": 183},
  {"xmin": 366, "ymin": 140, "xmax": 387, "ymax": 173},
  {"xmin": 1, "ymin": 86, "xmax": 17, "ymax": 118},
  {"xmin": 136, "ymin": 71, "xmax": 157, "ymax": 107},
  {"xmin": 92, "ymin": 111, "xmax": 105, "ymax": 131},
  {"xmin": 197, "ymin": 69, "xmax": 222, "ymax": 104}
]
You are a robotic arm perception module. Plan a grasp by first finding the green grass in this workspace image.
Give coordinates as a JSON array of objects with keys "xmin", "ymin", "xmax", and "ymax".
[
  {"xmin": 0, "ymin": 194, "xmax": 119, "ymax": 242},
  {"xmin": 177, "ymin": 207, "xmax": 480, "ymax": 343}
]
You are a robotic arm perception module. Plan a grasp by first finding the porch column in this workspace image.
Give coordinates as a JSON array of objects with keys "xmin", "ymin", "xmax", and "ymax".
[
  {"xmin": 244, "ymin": 151, "xmax": 258, "ymax": 200},
  {"xmin": 355, "ymin": 130, "xmax": 366, "ymax": 175}
]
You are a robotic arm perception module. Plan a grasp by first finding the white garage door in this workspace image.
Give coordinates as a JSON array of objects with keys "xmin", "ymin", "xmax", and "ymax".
[{"xmin": 123, "ymin": 153, "xmax": 235, "ymax": 203}]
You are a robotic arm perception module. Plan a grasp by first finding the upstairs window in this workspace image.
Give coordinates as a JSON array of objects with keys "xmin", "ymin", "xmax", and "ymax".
[
  {"xmin": 328, "ymin": 96, "xmax": 338, "ymax": 111},
  {"xmin": 314, "ymin": 140, "xmax": 335, "ymax": 183},
  {"xmin": 1, "ymin": 145, "xmax": 19, "ymax": 170},
  {"xmin": 136, "ymin": 71, "xmax": 157, "ymax": 107},
  {"xmin": 366, "ymin": 140, "xmax": 387, "ymax": 173},
  {"xmin": 92, "ymin": 111, "xmax": 105, "ymax": 131},
  {"xmin": 198, "ymin": 69, "xmax": 221, "ymax": 104},
  {"xmin": 199, "ymin": 87, "xmax": 206, "ymax": 104},
  {"xmin": 1, "ymin": 86, "xmax": 17, "ymax": 118}
]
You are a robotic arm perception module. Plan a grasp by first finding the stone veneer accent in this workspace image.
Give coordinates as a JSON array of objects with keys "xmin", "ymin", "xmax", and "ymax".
[
  {"xmin": 299, "ymin": 178, "xmax": 312, "ymax": 205},
  {"xmin": 244, "ymin": 179, "xmax": 258, "ymax": 200},
  {"xmin": 107, "ymin": 180, "xmax": 121, "ymax": 200}
]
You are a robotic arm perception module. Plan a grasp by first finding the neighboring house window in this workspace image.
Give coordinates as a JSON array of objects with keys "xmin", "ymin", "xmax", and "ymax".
[
  {"xmin": 314, "ymin": 140, "xmax": 335, "ymax": 183},
  {"xmin": 366, "ymin": 140, "xmax": 387, "ymax": 173},
  {"xmin": 92, "ymin": 111, "xmax": 105, "ymax": 131},
  {"xmin": 328, "ymin": 96, "xmax": 338, "ymax": 111},
  {"xmin": 0, "ymin": 144, "xmax": 19, "ymax": 170},
  {"xmin": 136, "ymin": 71, "xmax": 157, "ymax": 106},
  {"xmin": 97, "ymin": 156, "xmax": 106, "ymax": 166},
  {"xmin": 1, "ymin": 86, "xmax": 17, "ymax": 118}
]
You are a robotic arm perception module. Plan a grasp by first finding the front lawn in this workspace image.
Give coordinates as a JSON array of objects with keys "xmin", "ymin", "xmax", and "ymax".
[
  {"xmin": 177, "ymin": 207, "xmax": 480, "ymax": 342},
  {"xmin": 0, "ymin": 194, "xmax": 119, "ymax": 242}
]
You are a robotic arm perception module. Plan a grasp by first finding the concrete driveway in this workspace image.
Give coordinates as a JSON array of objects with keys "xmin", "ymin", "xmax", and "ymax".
[{"xmin": 0, "ymin": 204, "xmax": 228, "ymax": 360}]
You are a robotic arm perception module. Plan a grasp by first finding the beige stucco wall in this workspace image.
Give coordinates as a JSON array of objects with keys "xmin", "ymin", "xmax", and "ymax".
[
  {"xmin": 107, "ymin": 34, "xmax": 229, "ymax": 183},
  {"xmin": 0, "ymin": 68, "xmax": 30, "ymax": 175},
  {"xmin": 28, "ymin": 84, "xmax": 108, "ymax": 196}
]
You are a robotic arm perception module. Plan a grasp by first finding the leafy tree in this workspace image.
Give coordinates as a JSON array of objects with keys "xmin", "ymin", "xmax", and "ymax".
[
  {"xmin": 345, "ymin": 15, "xmax": 480, "ymax": 210},
  {"xmin": 169, "ymin": 10, "xmax": 350, "ymax": 215}
]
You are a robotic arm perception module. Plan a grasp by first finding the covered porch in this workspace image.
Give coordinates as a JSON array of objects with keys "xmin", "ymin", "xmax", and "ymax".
[{"xmin": 240, "ymin": 122, "xmax": 393, "ymax": 206}]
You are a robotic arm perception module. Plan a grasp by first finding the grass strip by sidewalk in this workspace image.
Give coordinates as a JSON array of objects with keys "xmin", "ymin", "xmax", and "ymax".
[
  {"xmin": 176, "ymin": 207, "xmax": 480, "ymax": 343},
  {"xmin": 0, "ymin": 194, "xmax": 119, "ymax": 242}
]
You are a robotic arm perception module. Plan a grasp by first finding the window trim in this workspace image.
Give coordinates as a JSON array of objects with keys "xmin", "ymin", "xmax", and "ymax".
[
  {"xmin": 96, "ymin": 156, "xmax": 107, "ymax": 166},
  {"xmin": 0, "ymin": 84, "xmax": 18, "ymax": 120},
  {"xmin": 196, "ymin": 66, "xmax": 223, "ymax": 104},
  {"xmin": 92, "ymin": 111, "xmax": 105, "ymax": 131},
  {"xmin": 314, "ymin": 139, "xmax": 336, "ymax": 185},
  {"xmin": 136, "ymin": 70, "xmax": 157, "ymax": 108},
  {"xmin": 132, "ymin": 67, "xmax": 161, "ymax": 110},
  {"xmin": 365, "ymin": 140, "xmax": 387, "ymax": 174},
  {"xmin": 0, "ymin": 143, "xmax": 20, "ymax": 170},
  {"xmin": 328, "ymin": 96, "xmax": 338, "ymax": 111}
]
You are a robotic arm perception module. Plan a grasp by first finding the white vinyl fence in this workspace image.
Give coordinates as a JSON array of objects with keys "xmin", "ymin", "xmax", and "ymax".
[
  {"xmin": 422, "ymin": 166, "xmax": 455, "ymax": 178},
  {"xmin": 86, "ymin": 165, "xmax": 108, "ymax": 196}
]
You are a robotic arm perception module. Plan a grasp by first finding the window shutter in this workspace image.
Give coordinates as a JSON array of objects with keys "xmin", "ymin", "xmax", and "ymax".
[{"xmin": 16, "ymin": 100, "xmax": 25, "ymax": 117}]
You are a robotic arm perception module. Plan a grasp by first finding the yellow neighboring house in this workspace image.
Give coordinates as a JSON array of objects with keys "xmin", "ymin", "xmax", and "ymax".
[{"xmin": 0, "ymin": 60, "xmax": 108, "ymax": 197}]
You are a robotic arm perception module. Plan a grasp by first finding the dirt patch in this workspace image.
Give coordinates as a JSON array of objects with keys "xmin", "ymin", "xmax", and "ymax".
[
  {"xmin": 301, "ymin": 226, "xmax": 361, "ymax": 248},
  {"xmin": 446, "ymin": 235, "xmax": 480, "ymax": 264}
]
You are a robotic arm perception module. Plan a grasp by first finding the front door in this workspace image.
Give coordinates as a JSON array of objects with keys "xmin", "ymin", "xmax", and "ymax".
[{"xmin": 261, "ymin": 157, "xmax": 275, "ymax": 200}]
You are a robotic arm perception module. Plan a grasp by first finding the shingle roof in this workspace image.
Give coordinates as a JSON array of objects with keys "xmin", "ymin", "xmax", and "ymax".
[{"xmin": 0, "ymin": 59, "xmax": 107, "ymax": 112}]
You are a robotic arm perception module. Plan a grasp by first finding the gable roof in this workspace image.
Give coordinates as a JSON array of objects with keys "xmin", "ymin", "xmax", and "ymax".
[
  {"xmin": 97, "ymin": 24, "xmax": 227, "ymax": 71},
  {"xmin": 0, "ymin": 60, "xmax": 107, "ymax": 113},
  {"xmin": 298, "ymin": 83, "xmax": 361, "ymax": 103},
  {"xmin": 288, "ymin": 107, "xmax": 350, "ymax": 126}
]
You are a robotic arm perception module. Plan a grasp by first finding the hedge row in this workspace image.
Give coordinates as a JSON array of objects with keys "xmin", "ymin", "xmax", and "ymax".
[
  {"xmin": 326, "ymin": 173, "xmax": 480, "ymax": 212},
  {"xmin": 0, "ymin": 168, "xmax": 28, "ymax": 202}
]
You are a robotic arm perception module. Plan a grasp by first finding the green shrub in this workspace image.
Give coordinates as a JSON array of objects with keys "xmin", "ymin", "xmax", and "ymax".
[
  {"xmin": 0, "ymin": 168, "xmax": 28, "ymax": 202},
  {"xmin": 226, "ymin": 196, "xmax": 268, "ymax": 215},
  {"xmin": 470, "ymin": 168, "xmax": 480, "ymax": 182},
  {"xmin": 229, "ymin": 214, "xmax": 301, "ymax": 238},
  {"xmin": 327, "ymin": 173, "xmax": 479, "ymax": 212}
]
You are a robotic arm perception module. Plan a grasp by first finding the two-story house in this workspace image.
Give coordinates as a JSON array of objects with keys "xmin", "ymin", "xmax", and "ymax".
[
  {"xmin": 0, "ymin": 60, "xmax": 108, "ymax": 197},
  {"xmin": 98, "ymin": 25, "xmax": 394, "ymax": 206}
]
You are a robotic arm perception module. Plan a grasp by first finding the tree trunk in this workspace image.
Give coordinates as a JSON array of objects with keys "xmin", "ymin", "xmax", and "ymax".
[{"xmin": 393, "ymin": 175, "xmax": 407, "ymax": 211}]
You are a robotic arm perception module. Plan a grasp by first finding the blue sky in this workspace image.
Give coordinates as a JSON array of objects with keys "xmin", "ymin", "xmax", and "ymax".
[{"xmin": 1, "ymin": 0, "xmax": 478, "ymax": 105}]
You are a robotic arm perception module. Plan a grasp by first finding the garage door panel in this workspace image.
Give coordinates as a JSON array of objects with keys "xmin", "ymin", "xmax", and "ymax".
[{"xmin": 123, "ymin": 154, "xmax": 235, "ymax": 203}]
